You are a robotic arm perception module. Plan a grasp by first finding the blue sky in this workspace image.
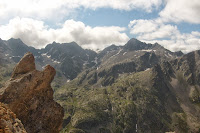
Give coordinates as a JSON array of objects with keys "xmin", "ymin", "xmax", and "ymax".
[
  {"xmin": 75, "ymin": 7, "xmax": 161, "ymax": 27},
  {"xmin": 0, "ymin": 0, "xmax": 200, "ymax": 53}
]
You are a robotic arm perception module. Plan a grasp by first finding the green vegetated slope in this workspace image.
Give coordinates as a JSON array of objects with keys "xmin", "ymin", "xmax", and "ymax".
[
  {"xmin": 54, "ymin": 51, "xmax": 200, "ymax": 133},
  {"xmin": 0, "ymin": 64, "xmax": 14, "ymax": 89}
]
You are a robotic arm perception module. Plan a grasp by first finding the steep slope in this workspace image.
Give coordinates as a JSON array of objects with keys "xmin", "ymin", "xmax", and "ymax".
[
  {"xmin": 41, "ymin": 41, "xmax": 97, "ymax": 80},
  {"xmin": 98, "ymin": 38, "xmax": 182, "ymax": 69},
  {"xmin": 6, "ymin": 38, "xmax": 40, "ymax": 57},
  {"xmin": 54, "ymin": 49, "xmax": 200, "ymax": 133},
  {"xmin": 54, "ymin": 65, "xmax": 178, "ymax": 132},
  {"xmin": 124, "ymin": 38, "xmax": 151, "ymax": 50},
  {"xmin": 0, "ymin": 38, "xmax": 184, "ymax": 89},
  {"xmin": 0, "ymin": 52, "xmax": 64, "ymax": 133},
  {"xmin": 0, "ymin": 38, "xmax": 40, "ymax": 63},
  {"xmin": 55, "ymin": 58, "xmax": 200, "ymax": 132},
  {"xmin": 0, "ymin": 38, "xmax": 97, "ymax": 89},
  {"xmin": 73, "ymin": 39, "xmax": 183, "ymax": 87}
]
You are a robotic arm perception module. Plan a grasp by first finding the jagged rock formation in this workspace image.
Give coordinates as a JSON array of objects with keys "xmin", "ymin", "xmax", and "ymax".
[
  {"xmin": 41, "ymin": 41, "xmax": 97, "ymax": 80},
  {"xmin": 11, "ymin": 52, "xmax": 36, "ymax": 78},
  {"xmin": 0, "ymin": 52, "xmax": 64, "ymax": 133},
  {"xmin": 0, "ymin": 102, "xmax": 27, "ymax": 133}
]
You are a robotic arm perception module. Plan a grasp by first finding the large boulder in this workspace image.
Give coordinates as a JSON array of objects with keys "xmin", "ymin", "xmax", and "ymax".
[{"xmin": 0, "ymin": 52, "xmax": 64, "ymax": 133}]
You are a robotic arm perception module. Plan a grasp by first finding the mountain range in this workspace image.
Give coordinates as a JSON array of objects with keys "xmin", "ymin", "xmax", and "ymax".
[
  {"xmin": 0, "ymin": 38, "xmax": 200, "ymax": 133},
  {"xmin": 0, "ymin": 38, "xmax": 182, "ymax": 87}
]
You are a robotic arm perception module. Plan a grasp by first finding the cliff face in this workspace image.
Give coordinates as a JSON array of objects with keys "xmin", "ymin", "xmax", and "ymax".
[{"xmin": 0, "ymin": 52, "xmax": 64, "ymax": 133}]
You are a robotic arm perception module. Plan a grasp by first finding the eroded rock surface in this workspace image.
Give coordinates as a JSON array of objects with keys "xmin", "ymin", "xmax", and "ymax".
[
  {"xmin": 0, "ymin": 52, "xmax": 64, "ymax": 133},
  {"xmin": 0, "ymin": 102, "xmax": 27, "ymax": 133}
]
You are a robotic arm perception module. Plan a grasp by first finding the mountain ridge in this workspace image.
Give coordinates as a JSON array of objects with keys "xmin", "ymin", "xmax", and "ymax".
[
  {"xmin": 0, "ymin": 37, "xmax": 183, "ymax": 85},
  {"xmin": 1, "ymin": 37, "xmax": 200, "ymax": 132}
]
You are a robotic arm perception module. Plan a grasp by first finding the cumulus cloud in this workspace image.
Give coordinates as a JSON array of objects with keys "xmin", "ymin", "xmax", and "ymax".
[
  {"xmin": 129, "ymin": 19, "xmax": 179, "ymax": 40},
  {"xmin": 160, "ymin": 0, "xmax": 200, "ymax": 24},
  {"xmin": 0, "ymin": 17, "xmax": 129, "ymax": 50},
  {"xmin": 0, "ymin": 0, "xmax": 162, "ymax": 21},
  {"xmin": 129, "ymin": 19, "xmax": 200, "ymax": 53},
  {"xmin": 128, "ymin": 0, "xmax": 200, "ymax": 53}
]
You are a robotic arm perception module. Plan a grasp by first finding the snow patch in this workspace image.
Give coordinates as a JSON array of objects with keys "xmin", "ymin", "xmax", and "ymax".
[
  {"xmin": 140, "ymin": 49, "xmax": 156, "ymax": 52},
  {"xmin": 10, "ymin": 56, "xmax": 22, "ymax": 58},
  {"xmin": 53, "ymin": 60, "xmax": 61, "ymax": 64},
  {"xmin": 123, "ymin": 52, "xmax": 127, "ymax": 55},
  {"xmin": 47, "ymin": 55, "xmax": 51, "ymax": 58},
  {"xmin": 109, "ymin": 48, "xmax": 122, "ymax": 58},
  {"xmin": 41, "ymin": 53, "xmax": 47, "ymax": 56},
  {"xmin": 145, "ymin": 68, "xmax": 150, "ymax": 71},
  {"xmin": 92, "ymin": 57, "xmax": 98, "ymax": 64},
  {"xmin": 168, "ymin": 53, "xmax": 172, "ymax": 57},
  {"xmin": 165, "ymin": 53, "xmax": 172, "ymax": 58},
  {"xmin": 83, "ymin": 61, "xmax": 89, "ymax": 66}
]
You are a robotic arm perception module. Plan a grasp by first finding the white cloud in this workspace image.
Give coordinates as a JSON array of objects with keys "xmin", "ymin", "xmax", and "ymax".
[
  {"xmin": 0, "ymin": 0, "xmax": 162, "ymax": 21},
  {"xmin": 159, "ymin": 0, "xmax": 200, "ymax": 24},
  {"xmin": 129, "ymin": 19, "xmax": 159, "ymax": 34},
  {"xmin": 128, "ymin": 0, "xmax": 200, "ymax": 53},
  {"xmin": 0, "ymin": 17, "xmax": 129, "ymax": 50},
  {"xmin": 143, "ymin": 36, "xmax": 200, "ymax": 53},
  {"xmin": 129, "ymin": 19, "xmax": 179, "ymax": 40},
  {"xmin": 129, "ymin": 19, "xmax": 200, "ymax": 53}
]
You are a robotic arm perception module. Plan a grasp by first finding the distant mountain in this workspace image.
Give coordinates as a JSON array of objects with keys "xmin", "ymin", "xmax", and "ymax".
[
  {"xmin": 41, "ymin": 41, "xmax": 97, "ymax": 79},
  {"xmin": 75, "ymin": 38, "xmax": 183, "ymax": 87},
  {"xmin": 1, "ymin": 37, "xmax": 200, "ymax": 132},
  {"xmin": 55, "ymin": 50, "xmax": 200, "ymax": 133},
  {"xmin": 0, "ymin": 37, "xmax": 184, "ymax": 88},
  {"xmin": 124, "ymin": 38, "xmax": 151, "ymax": 50},
  {"xmin": 0, "ymin": 38, "xmax": 183, "ymax": 81},
  {"xmin": 0, "ymin": 38, "xmax": 97, "ymax": 87}
]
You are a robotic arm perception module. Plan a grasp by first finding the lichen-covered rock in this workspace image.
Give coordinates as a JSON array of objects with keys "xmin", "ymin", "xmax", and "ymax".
[
  {"xmin": 0, "ymin": 102, "xmax": 27, "ymax": 133},
  {"xmin": 0, "ymin": 52, "xmax": 64, "ymax": 133}
]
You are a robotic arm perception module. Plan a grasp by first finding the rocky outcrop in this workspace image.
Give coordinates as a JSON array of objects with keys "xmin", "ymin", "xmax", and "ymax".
[
  {"xmin": 0, "ymin": 52, "xmax": 64, "ymax": 133},
  {"xmin": 0, "ymin": 102, "xmax": 27, "ymax": 133},
  {"xmin": 11, "ymin": 52, "xmax": 35, "ymax": 78}
]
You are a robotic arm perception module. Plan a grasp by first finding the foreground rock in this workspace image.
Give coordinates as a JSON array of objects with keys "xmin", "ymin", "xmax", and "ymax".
[
  {"xmin": 0, "ymin": 102, "xmax": 27, "ymax": 133},
  {"xmin": 0, "ymin": 52, "xmax": 64, "ymax": 133}
]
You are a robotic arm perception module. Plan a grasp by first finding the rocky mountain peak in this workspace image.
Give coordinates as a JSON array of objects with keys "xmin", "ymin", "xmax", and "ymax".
[
  {"xmin": 124, "ymin": 38, "xmax": 150, "ymax": 50},
  {"xmin": 43, "ymin": 65, "xmax": 56, "ymax": 84},
  {"xmin": 0, "ymin": 52, "xmax": 64, "ymax": 133},
  {"xmin": 8, "ymin": 38, "xmax": 23, "ymax": 43},
  {"xmin": 11, "ymin": 52, "xmax": 36, "ymax": 78}
]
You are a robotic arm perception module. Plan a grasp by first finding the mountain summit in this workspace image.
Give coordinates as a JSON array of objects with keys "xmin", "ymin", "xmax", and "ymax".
[{"xmin": 124, "ymin": 38, "xmax": 151, "ymax": 50}]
